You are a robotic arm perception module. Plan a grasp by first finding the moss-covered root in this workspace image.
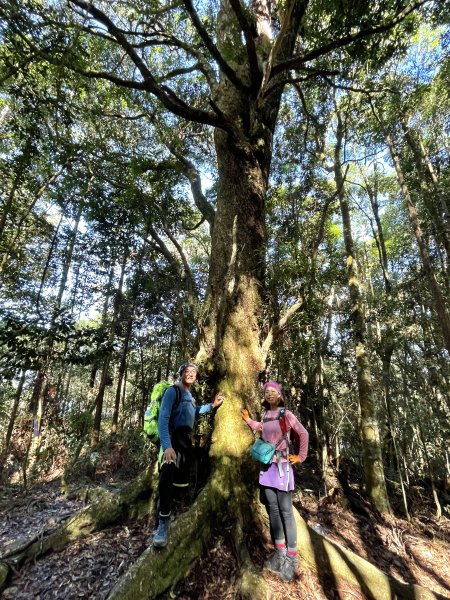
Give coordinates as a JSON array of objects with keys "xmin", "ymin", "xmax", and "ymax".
[
  {"xmin": 294, "ymin": 508, "xmax": 447, "ymax": 600},
  {"xmin": 107, "ymin": 481, "xmax": 217, "ymax": 600},
  {"xmin": 0, "ymin": 466, "xmax": 155, "ymax": 580},
  {"xmin": 0, "ymin": 561, "xmax": 9, "ymax": 592},
  {"xmin": 232, "ymin": 509, "xmax": 268, "ymax": 600}
]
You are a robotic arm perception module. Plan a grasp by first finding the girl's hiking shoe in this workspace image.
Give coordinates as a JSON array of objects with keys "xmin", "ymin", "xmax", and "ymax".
[
  {"xmin": 264, "ymin": 548, "xmax": 286, "ymax": 573},
  {"xmin": 279, "ymin": 553, "xmax": 298, "ymax": 581}
]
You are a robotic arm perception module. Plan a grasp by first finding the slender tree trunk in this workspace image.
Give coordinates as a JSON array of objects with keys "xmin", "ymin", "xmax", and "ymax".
[
  {"xmin": 334, "ymin": 108, "xmax": 390, "ymax": 513},
  {"xmin": 88, "ymin": 259, "xmax": 116, "ymax": 390},
  {"xmin": 369, "ymin": 102, "xmax": 450, "ymax": 350},
  {"xmin": 418, "ymin": 303, "xmax": 450, "ymax": 413},
  {"xmin": 384, "ymin": 133, "xmax": 450, "ymax": 353},
  {"xmin": 111, "ymin": 314, "xmax": 133, "ymax": 434},
  {"xmin": 165, "ymin": 320, "xmax": 175, "ymax": 380},
  {"xmin": 401, "ymin": 117, "xmax": 450, "ymax": 269},
  {"xmin": 26, "ymin": 198, "xmax": 84, "ymax": 480},
  {"xmin": 138, "ymin": 342, "xmax": 149, "ymax": 423},
  {"xmin": 0, "ymin": 159, "xmax": 71, "ymax": 273},
  {"xmin": 307, "ymin": 290, "xmax": 335, "ymax": 488},
  {"xmin": 382, "ymin": 341, "xmax": 410, "ymax": 520},
  {"xmin": 60, "ymin": 367, "xmax": 72, "ymax": 417},
  {"xmin": 362, "ymin": 161, "xmax": 411, "ymax": 513},
  {"xmin": 416, "ymin": 413, "xmax": 442, "ymax": 520},
  {"xmin": 121, "ymin": 364, "xmax": 128, "ymax": 411},
  {"xmin": 0, "ymin": 370, "xmax": 26, "ymax": 474},
  {"xmin": 28, "ymin": 206, "xmax": 64, "ymax": 466},
  {"xmin": 91, "ymin": 250, "xmax": 128, "ymax": 448},
  {"xmin": 0, "ymin": 141, "xmax": 32, "ymax": 240},
  {"xmin": 361, "ymin": 162, "xmax": 391, "ymax": 291}
]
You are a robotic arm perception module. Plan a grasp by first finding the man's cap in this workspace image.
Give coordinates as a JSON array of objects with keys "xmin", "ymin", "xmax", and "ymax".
[{"xmin": 178, "ymin": 362, "xmax": 199, "ymax": 377}]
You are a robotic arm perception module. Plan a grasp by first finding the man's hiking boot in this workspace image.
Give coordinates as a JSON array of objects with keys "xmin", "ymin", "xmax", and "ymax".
[
  {"xmin": 264, "ymin": 547, "xmax": 286, "ymax": 573},
  {"xmin": 153, "ymin": 517, "xmax": 170, "ymax": 548},
  {"xmin": 279, "ymin": 553, "xmax": 297, "ymax": 582}
]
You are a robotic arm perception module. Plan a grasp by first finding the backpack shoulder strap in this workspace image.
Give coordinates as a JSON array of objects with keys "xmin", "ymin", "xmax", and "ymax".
[
  {"xmin": 262, "ymin": 409, "xmax": 282, "ymax": 423},
  {"xmin": 167, "ymin": 385, "xmax": 182, "ymax": 431},
  {"xmin": 279, "ymin": 408, "xmax": 288, "ymax": 435},
  {"xmin": 173, "ymin": 384, "xmax": 182, "ymax": 409},
  {"xmin": 262, "ymin": 409, "xmax": 289, "ymax": 449},
  {"xmin": 161, "ymin": 385, "xmax": 181, "ymax": 411}
]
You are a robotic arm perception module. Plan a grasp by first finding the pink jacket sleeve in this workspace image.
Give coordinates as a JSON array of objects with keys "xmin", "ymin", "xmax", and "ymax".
[
  {"xmin": 285, "ymin": 410, "xmax": 309, "ymax": 462},
  {"xmin": 245, "ymin": 417, "xmax": 262, "ymax": 432}
]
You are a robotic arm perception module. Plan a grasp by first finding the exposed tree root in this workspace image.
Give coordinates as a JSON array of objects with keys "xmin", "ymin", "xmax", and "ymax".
[
  {"xmin": 232, "ymin": 498, "xmax": 268, "ymax": 600},
  {"xmin": 107, "ymin": 457, "xmax": 257, "ymax": 599},
  {"xmin": 0, "ymin": 466, "xmax": 156, "ymax": 591},
  {"xmin": 0, "ymin": 562, "xmax": 8, "ymax": 590},
  {"xmin": 292, "ymin": 508, "xmax": 448, "ymax": 600},
  {"xmin": 228, "ymin": 470, "xmax": 270, "ymax": 599},
  {"xmin": 2, "ymin": 462, "xmax": 448, "ymax": 600},
  {"xmin": 107, "ymin": 479, "xmax": 217, "ymax": 600},
  {"xmin": 106, "ymin": 462, "xmax": 449, "ymax": 600}
]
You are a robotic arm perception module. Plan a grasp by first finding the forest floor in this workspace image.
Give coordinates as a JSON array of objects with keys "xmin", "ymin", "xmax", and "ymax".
[{"xmin": 1, "ymin": 461, "xmax": 449, "ymax": 600}]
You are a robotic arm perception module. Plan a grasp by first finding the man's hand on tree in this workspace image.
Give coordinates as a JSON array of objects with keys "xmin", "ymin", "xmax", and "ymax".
[
  {"xmin": 289, "ymin": 454, "xmax": 301, "ymax": 464},
  {"xmin": 212, "ymin": 393, "xmax": 224, "ymax": 409},
  {"xmin": 163, "ymin": 448, "xmax": 177, "ymax": 464},
  {"xmin": 241, "ymin": 409, "xmax": 249, "ymax": 421}
]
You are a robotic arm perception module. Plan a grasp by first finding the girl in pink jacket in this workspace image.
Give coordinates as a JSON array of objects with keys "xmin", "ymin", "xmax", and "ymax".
[{"xmin": 242, "ymin": 380, "xmax": 308, "ymax": 582}]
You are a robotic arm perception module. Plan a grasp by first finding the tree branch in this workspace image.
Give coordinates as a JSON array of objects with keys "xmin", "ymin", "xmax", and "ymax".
[
  {"xmin": 156, "ymin": 63, "xmax": 200, "ymax": 83},
  {"xmin": 318, "ymin": 74, "xmax": 397, "ymax": 95},
  {"xmin": 145, "ymin": 219, "xmax": 199, "ymax": 305},
  {"xmin": 0, "ymin": 55, "xmax": 37, "ymax": 85},
  {"xmin": 292, "ymin": 82, "xmax": 321, "ymax": 127},
  {"xmin": 68, "ymin": 0, "xmax": 226, "ymax": 128},
  {"xmin": 182, "ymin": 0, "xmax": 250, "ymax": 92},
  {"xmin": 263, "ymin": 66, "xmax": 337, "ymax": 97},
  {"xmin": 126, "ymin": 35, "xmax": 218, "ymax": 88},
  {"xmin": 259, "ymin": 0, "xmax": 309, "ymax": 100},
  {"xmin": 270, "ymin": 0, "xmax": 430, "ymax": 76},
  {"xmin": 228, "ymin": 0, "xmax": 261, "ymax": 92},
  {"xmin": 182, "ymin": 216, "xmax": 206, "ymax": 231},
  {"xmin": 262, "ymin": 298, "xmax": 304, "ymax": 357},
  {"xmin": 165, "ymin": 145, "xmax": 216, "ymax": 231},
  {"xmin": 162, "ymin": 224, "xmax": 199, "ymax": 301},
  {"xmin": 145, "ymin": 225, "xmax": 177, "ymax": 267}
]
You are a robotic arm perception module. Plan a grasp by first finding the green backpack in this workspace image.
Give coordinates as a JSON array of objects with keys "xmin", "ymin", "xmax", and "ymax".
[{"xmin": 143, "ymin": 381, "xmax": 181, "ymax": 444}]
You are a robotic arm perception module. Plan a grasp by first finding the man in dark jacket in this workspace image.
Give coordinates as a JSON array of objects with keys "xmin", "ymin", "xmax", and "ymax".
[{"xmin": 153, "ymin": 362, "xmax": 224, "ymax": 547}]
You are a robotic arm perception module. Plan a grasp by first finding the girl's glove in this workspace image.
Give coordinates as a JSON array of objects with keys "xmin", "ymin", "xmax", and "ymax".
[
  {"xmin": 241, "ymin": 409, "xmax": 250, "ymax": 421},
  {"xmin": 289, "ymin": 454, "xmax": 301, "ymax": 464}
]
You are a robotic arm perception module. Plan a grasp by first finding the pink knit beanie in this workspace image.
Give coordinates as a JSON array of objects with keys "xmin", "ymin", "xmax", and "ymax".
[{"xmin": 263, "ymin": 380, "xmax": 283, "ymax": 396}]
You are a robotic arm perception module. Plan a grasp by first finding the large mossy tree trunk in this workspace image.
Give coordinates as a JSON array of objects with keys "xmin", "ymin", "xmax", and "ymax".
[{"xmin": 197, "ymin": 0, "xmax": 308, "ymax": 465}]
